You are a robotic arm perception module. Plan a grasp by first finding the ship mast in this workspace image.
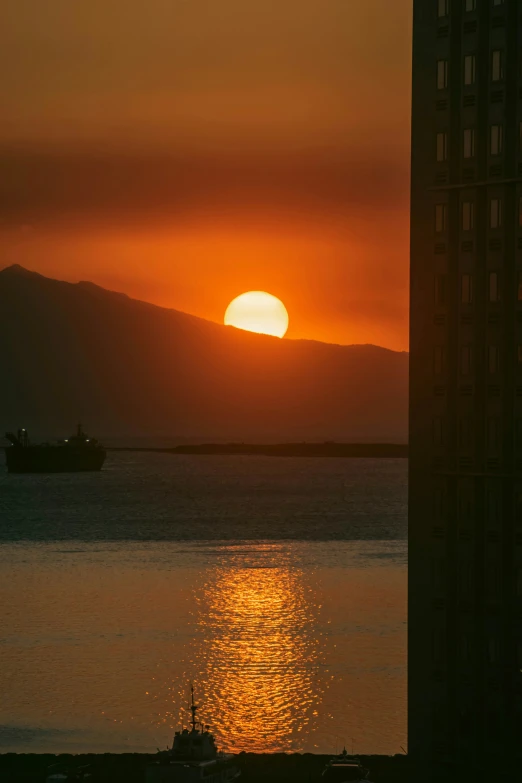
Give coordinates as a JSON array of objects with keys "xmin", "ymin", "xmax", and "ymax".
[{"xmin": 190, "ymin": 684, "xmax": 199, "ymax": 732}]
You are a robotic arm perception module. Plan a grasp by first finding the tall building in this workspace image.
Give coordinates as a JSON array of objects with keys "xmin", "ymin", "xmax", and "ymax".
[{"xmin": 409, "ymin": 0, "xmax": 522, "ymax": 776}]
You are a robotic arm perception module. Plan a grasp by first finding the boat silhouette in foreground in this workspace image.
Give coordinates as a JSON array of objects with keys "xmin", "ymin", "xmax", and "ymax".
[
  {"xmin": 322, "ymin": 749, "xmax": 372, "ymax": 783},
  {"xmin": 146, "ymin": 686, "xmax": 240, "ymax": 783},
  {"xmin": 4, "ymin": 425, "xmax": 106, "ymax": 473},
  {"xmin": 46, "ymin": 763, "xmax": 92, "ymax": 783}
]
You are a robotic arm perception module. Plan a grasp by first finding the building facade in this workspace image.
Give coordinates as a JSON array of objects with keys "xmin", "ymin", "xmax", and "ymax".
[{"xmin": 409, "ymin": 0, "xmax": 522, "ymax": 775}]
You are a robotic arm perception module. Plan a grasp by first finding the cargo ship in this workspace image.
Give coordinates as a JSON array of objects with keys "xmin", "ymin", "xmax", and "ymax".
[{"xmin": 4, "ymin": 425, "xmax": 106, "ymax": 473}]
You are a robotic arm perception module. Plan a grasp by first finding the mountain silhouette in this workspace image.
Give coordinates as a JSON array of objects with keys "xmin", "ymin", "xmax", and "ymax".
[{"xmin": 0, "ymin": 265, "xmax": 408, "ymax": 441}]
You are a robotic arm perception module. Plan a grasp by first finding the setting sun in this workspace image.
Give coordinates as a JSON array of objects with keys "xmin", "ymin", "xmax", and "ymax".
[{"xmin": 224, "ymin": 291, "xmax": 289, "ymax": 338}]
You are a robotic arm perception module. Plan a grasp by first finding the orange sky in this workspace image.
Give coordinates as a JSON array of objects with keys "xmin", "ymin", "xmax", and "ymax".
[{"xmin": 0, "ymin": 0, "xmax": 412, "ymax": 351}]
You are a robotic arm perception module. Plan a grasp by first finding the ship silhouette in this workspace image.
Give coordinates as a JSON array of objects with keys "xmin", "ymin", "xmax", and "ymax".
[
  {"xmin": 4, "ymin": 424, "xmax": 106, "ymax": 473},
  {"xmin": 146, "ymin": 685, "xmax": 240, "ymax": 783}
]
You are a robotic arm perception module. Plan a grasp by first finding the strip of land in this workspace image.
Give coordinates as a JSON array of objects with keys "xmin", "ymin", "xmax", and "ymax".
[
  {"xmin": 108, "ymin": 443, "xmax": 408, "ymax": 458},
  {"xmin": 0, "ymin": 752, "xmax": 409, "ymax": 783}
]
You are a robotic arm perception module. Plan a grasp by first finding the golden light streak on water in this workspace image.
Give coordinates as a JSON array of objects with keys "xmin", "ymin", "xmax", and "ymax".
[{"xmin": 153, "ymin": 545, "xmax": 326, "ymax": 753}]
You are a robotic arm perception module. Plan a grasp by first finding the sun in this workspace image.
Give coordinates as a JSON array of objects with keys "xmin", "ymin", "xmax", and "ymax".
[{"xmin": 224, "ymin": 291, "xmax": 289, "ymax": 338}]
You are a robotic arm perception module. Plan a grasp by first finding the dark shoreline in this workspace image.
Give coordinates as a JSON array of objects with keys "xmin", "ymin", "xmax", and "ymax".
[
  {"xmin": 0, "ymin": 752, "xmax": 409, "ymax": 783},
  {"xmin": 108, "ymin": 443, "xmax": 408, "ymax": 458}
]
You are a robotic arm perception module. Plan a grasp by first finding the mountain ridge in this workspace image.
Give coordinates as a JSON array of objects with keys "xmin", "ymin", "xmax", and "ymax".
[
  {"xmin": 0, "ymin": 264, "xmax": 408, "ymax": 440},
  {"xmin": 0, "ymin": 264, "xmax": 406, "ymax": 354}
]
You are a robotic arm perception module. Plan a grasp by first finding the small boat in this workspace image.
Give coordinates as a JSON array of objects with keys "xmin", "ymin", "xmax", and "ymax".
[
  {"xmin": 321, "ymin": 749, "xmax": 372, "ymax": 783},
  {"xmin": 45, "ymin": 763, "xmax": 93, "ymax": 782},
  {"xmin": 145, "ymin": 685, "xmax": 240, "ymax": 783}
]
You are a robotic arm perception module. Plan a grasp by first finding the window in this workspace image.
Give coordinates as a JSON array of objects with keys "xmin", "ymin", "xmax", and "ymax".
[
  {"xmin": 434, "ymin": 485, "xmax": 447, "ymax": 519},
  {"xmin": 462, "ymin": 274, "xmax": 473, "ymax": 304},
  {"xmin": 463, "ymin": 128, "xmax": 475, "ymax": 159},
  {"xmin": 460, "ymin": 633, "xmax": 472, "ymax": 664},
  {"xmin": 487, "ymin": 636, "xmax": 500, "ymax": 664},
  {"xmin": 437, "ymin": 60, "xmax": 449, "ymax": 90},
  {"xmin": 518, "ymin": 271, "xmax": 522, "ymax": 302},
  {"xmin": 435, "ymin": 204, "xmax": 447, "ymax": 233},
  {"xmin": 517, "ymin": 568, "xmax": 522, "ymax": 600},
  {"xmin": 432, "ymin": 558, "xmax": 447, "ymax": 593},
  {"xmin": 459, "ymin": 418, "xmax": 473, "ymax": 449},
  {"xmin": 488, "ymin": 417, "xmax": 500, "ymax": 449},
  {"xmin": 433, "ymin": 417, "xmax": 445, "ymax": 446},
  {"xmin": 438, "ymin": 0, "xmax": 449, "ymax": 17},
  {"xmin": 487, "ymin": 486, "xmax": 501, "ymax": 524},
  {"xmin": 492, "ymin": 50, "xmax": 504, "ymax": 82},
  {"xmin": 459, "ymin": 563, "xmax": 473, "ymax": 598},
  {"xmin": 487, "ymin": 566, "xmax": 502, "ymax": 605},
  {"xmin": 437, "ymin": 132, "xmax": 448, "ymax": 162},
  {"xmin": 490, "ymin": 198, "xmax": 502, "ymax": 229},
  {"xmin": 516, "ymin": 491, "xmax": 522, "ymax": 525},
  {"xmin": 465, "ymin": 0, "xmax": 476, "ymax": 9},
  {"xmin": 490, "ymin": 125, "xmax": 503, "ymax": 156},
  {"xmin": 435, "ymin": 274, "xmax": 447, "ymax": 305},
  {"xmin": 434, "ymin": 346, "xmax": 445, "ymax": 375},
  {"xmin": 459, "ymin": 481, "xmax": 474, "ymax": 520},
  {"xmin": 489, "ymin": 272, "xmax": 500, "ymax": 303},
  {"xmin": 488, "ymin": 346, "xmax": 499, "ymax": 374},
  {"xmin": 464, "ymin": 55, "xmax": 476, "ymax": 86},
  {"xmin": 432, "ymin": 629, "xmax": 446, "ymax": 664},
  {"xmin": 462, "ymin": 201, "xmax": 475, "ymax": 231},
  {"xmin": 461, "ymin": 345, "xmax": 472, "ymax": 375}
]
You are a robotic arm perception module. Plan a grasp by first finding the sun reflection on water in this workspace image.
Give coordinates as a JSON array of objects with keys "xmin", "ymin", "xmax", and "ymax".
[{"xmin": 153, "ymin": 544, "xmax": 326, "ymax": 753}]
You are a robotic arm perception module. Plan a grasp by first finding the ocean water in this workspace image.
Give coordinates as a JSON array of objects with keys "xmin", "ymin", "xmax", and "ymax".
[{"xmin": 0, "ymin": 453, "xmax": 407, "ymax": 756}]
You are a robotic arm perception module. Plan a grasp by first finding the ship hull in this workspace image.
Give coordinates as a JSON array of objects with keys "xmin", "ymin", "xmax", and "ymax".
[{"xmin": 5, "ymin": 447, "xmax": 106, "ymax": 473}]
